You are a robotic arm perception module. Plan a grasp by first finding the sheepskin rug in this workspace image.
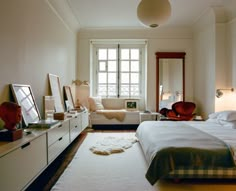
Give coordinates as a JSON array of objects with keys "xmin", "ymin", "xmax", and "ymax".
[{"xmin": 90, "ymin": 135, "xmax": 138, "ymax": 155}]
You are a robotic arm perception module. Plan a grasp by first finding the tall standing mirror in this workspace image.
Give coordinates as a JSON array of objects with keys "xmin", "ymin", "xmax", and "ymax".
[{"xmin": 156, "ymin": 52, "xmax": 186, "ymax": 112}]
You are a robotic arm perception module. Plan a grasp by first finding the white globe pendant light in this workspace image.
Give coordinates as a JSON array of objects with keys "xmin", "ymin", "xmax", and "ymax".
[{"xmin": 137, "ymin": 0, "xmax": 171, "ymax": 28}]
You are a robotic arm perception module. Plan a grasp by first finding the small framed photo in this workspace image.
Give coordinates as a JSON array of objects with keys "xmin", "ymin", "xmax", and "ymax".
[{"xmin": 125, "ymin": 99, "xmax": 139, "ymax": 111}]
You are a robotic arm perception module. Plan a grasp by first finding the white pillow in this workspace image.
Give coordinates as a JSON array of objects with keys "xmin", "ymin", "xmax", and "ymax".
[
  {"xmin": 218, "ymin": 120, "xmax": 236, "ymax": 129},
  {"xmin": 206, "ymin": 118, "xmax": 236, "ymax": 129},
  {"xmin": 88, "ymin": 97, "xmax": 104, "ymax": 111},
  {"xmin": 208, "ymin": 110, "xmax": 236, "ymax": 122}
]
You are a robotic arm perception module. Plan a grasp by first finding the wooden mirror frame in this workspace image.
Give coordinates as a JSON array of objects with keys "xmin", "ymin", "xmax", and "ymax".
[{"xmin": 155, "ymin": 52, "xmax": 186, "ymax": 112}]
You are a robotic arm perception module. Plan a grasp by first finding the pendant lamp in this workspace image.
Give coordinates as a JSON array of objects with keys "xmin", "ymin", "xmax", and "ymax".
[{"xmin": 137, "ymin": 0, "xmax": 171, "ymax": 28}]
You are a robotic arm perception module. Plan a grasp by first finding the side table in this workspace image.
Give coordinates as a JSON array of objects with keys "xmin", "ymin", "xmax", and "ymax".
[{"xmin": 139, "ymin": 112, "xmax": 161, "ymax": 123}]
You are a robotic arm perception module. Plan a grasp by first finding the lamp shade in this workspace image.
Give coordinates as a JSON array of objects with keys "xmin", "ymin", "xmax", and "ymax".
[{"xmin": 137, "ymin": 0, "xmax": 171, "ymax": 28}]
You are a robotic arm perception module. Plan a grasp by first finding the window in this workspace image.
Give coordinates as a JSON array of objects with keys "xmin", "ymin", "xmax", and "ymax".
[{"xmin": 91, "ymin": 41, "xmax": 146, "ymax": 99}]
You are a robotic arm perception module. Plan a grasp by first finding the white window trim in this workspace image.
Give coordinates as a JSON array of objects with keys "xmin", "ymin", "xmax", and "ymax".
[{"xmin": 89, "ymin": 39, "xmax": 147, "ymax": 109}]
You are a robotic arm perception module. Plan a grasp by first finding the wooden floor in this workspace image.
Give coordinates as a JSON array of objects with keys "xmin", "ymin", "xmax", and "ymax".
[{"xmin": 26, "ymin": 128, "xmax": 135, "ymax": 191}]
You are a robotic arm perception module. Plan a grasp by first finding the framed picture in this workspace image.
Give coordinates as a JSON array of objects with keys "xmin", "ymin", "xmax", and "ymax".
[
  {"xmin": 10, "ymin": 84, "xmax": 41, "ymax": 127},
  {"xmin": 48, "ymin": 73, "xmax": 65, "ymax": 112},
  {"xmin": 125, "ymin": 99, "xmax": 139, "ymax": 111},
  {"xmin": 63, "ymin": 86, "xmax": 75, "ymax": 111}
]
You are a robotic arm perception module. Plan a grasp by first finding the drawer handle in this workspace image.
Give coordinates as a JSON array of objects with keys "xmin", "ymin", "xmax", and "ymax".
[
  {"xmin": 58, "ymin": 137, "xmax": 63, "ymax": 141},
  {"xmin": 75, "ymin": 125, "xmax": 78, "ymax": 128},
  {"xmin": 21, "ymin": 142, "xmax": 30, "ymax": 149},
  {"xmin": 58, "ymin": 124, "xmax": 62, "ymax": 128}
]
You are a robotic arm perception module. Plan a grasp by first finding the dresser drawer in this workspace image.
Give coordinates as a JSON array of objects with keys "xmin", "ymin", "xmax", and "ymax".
[
  {"xmin": 70, "ymin": 115, "xmax": 82, "ymax": 141},
  {"xmin": 48, "ymin": 132, "xmax": 70, "ymax": 163},
  {"xmin": 81, "ymin": 110, "xmax": 89, "ymax": 130},
  {"xmin": 0, "ymin": 134, "xmax": 47, "ymax": 191},
  {"xmin": 47, "ymin": 120, "xmax": 69, "ymax": 146}
]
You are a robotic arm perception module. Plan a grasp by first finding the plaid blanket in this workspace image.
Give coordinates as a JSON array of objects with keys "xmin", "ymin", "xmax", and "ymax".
[{"xmin": 136, "ymin": 121, "xmax": 235, "ymax": 185}]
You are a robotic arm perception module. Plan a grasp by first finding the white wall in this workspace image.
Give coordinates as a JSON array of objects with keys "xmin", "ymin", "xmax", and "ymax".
[
  {"xmin": 0, "ymin": 0, "xmax": 77, "ymax": 117},
  {"xmin": 77, "ymin": 28, "xmax": 193, "ymax": 112},
  {"xmin": 193, "ymin": 7, "xmax": 236, "ymax": 119}
]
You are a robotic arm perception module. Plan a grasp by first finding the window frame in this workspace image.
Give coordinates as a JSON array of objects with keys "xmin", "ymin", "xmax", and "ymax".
[{"xmin": 90, "ymin": 40, "xmax": 147, "ymax": 100}]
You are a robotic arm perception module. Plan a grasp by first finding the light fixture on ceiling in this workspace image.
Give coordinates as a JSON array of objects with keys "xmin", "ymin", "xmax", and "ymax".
[
  {"xmin": 216, "ymin": 88, "xmax": 234, "ymax": 98},
  {"xmin": 137, "ymin": 0, "xmax": 171, "ymax": 28}
]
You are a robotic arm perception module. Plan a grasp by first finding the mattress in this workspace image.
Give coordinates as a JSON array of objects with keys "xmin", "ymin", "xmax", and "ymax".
[{"xmin": 90, "ymin": 110, "xmax": 140, "ymax": 125}]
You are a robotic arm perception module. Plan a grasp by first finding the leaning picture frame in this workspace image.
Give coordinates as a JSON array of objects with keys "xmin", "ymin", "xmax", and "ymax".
[
  {"xmin": 125, "ymin": 99, "xmax": 139, "ymax": 111},
  {"xmin": 48, "ymin": 73, "xmax": 65, "ymax": 113},
  {"xmin": 63, "ymin": 86, "xmax": 75, "ymax": 111},
  {"xmin": 10, "ymin": 84, "xmax": 41, "ymax": 127}
]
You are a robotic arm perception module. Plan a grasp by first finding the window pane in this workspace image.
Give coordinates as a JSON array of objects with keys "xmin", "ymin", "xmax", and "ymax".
[
  {"xmin": 99, "ymin": 61, "xmax": 106, "ymax": 71},
  {"xmin": 121, "ymin": 73, "xmax": 129, "ymax": 83},
  {"xmin": 108, "ymin": 73, "xmax": 117, "ymax": 83},
  {"xmin": 131, "ymin": 49, "xmax": 139, "ymax": 60},
  {"xmin": 98, "ymin": 85, "xmax": 107, "ymax": 96},
  {"xmin": 131, "ymin": 73, "xmax": 139, "ymax": 84},
  {"xmin": 120, "ymin": 85, "xmax": 129, "ymax": 96},
  {"xmin": 120, "ymin": 61, "xmax": 129, "ymax": 72},
  {"xmin": 130, "ymin": 85, "xmax": 139, "ymax": 96},
  {"xmin": 98, "ymin": 49, "xmax": 107, "ymax": 60},
  {"xmin": 108, "ymin": 85, "xmax": 117, "ymax": 96},
  {"xmin": 131, "ymin": 61, "xmax": 139, "ymax": 72},
  {"xmin": 98, "ymin": 73, "xmax": 107, "ymax": 83},
  {"xmin": 108, "ymin": 49, "xmax": 116, "ymax": 60},
  {"xmin": 108, "ymin": 61, "xmax": 117, "ymax": 72},
  {"xmin": 121, "ymin": 49, "xmax": 129, "ymax": 60}
]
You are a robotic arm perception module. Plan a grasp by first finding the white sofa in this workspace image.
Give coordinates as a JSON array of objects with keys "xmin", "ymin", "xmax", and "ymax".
[{"xmin": 88, "ymin": 97, "xmax": 140, "ymax": 129}]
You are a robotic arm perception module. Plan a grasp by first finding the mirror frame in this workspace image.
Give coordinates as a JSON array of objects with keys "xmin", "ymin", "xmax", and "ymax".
[
  {"xmin": 10, "ymin": 84, "xmax": 41, "ymax": 127},
  {"xmin": 155, "ymin": 52, "xmax": 186, "ymax": 112}
]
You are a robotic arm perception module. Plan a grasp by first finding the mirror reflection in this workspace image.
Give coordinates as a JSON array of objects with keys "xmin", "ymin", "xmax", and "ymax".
[
  {"xmin": 159, "ymin": 59, "xmax": 183, "ymax": 110},
  {"xmin": 155, "ymin": 52, "xmax": 186, "ymax": 112}
]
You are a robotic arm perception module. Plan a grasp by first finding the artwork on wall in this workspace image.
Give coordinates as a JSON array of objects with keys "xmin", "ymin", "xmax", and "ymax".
[{"xmin": 48, "ymin": 73, "xmax": 65, "ymax": 113}]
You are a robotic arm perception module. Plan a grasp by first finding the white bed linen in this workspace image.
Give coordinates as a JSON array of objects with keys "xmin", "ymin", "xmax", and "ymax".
[{"xmin": 182, "ymin": 121, "xmax": 236, "ymax": 160}]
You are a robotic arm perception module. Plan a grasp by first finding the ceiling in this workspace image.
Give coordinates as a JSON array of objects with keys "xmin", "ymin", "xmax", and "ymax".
[{"xmin": 48, "ymin": 0, "xmax": 236, "ymax": 31}]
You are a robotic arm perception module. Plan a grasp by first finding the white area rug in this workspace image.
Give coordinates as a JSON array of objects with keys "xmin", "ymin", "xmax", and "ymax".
[
  {"xmin": 51, "ymin": 133, "xmax": 236, "ymax": 191},
  {"xmin": 90, "ymin": 135, "xmax": 138, "ymax": 155}
]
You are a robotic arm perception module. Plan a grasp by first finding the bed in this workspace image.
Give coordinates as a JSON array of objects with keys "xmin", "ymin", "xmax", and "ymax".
[{"xmin": 136, "ymin": 110, "xmax": 236, "ymax": 185}]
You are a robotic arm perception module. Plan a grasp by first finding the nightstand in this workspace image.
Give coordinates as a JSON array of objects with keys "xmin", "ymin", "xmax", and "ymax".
[{"xmin": 139, "ymin": 112, "xmax": 161, "ymax": 123}]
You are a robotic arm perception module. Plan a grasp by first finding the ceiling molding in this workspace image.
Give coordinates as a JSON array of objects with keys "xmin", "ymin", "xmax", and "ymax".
[{"xmin": 46, "ymin": 0, "xmax": 80, "ymax": 32}]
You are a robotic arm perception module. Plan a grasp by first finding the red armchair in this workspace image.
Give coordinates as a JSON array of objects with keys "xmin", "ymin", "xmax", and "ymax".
[{"xmin": 160, "ymin": 101, "xmax": 196, "ymax": 121}]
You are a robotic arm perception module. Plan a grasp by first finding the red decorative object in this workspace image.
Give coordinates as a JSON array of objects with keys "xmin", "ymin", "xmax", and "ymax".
[
  {"xmin": 160, "ymin": 101, "xmax": 196, "ymax": 121},
  {"xmin": 0, "ymin": 102, "xmax": 22, "ymax": 131}
]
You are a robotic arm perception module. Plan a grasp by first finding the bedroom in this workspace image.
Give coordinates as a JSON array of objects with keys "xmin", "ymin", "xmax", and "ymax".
[{"xmin": 1, "ymin": 0, "xmax": 236, "ymax": 190}]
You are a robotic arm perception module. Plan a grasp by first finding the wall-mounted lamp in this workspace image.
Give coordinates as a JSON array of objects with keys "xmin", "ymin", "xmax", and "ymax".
[
  {"xmin": 72, "ymin": 80, "xmax": 89, "ymax": 86},
  {"xmin": 216, "ymin": 88, "xmax": 234, "ymax": 98}
]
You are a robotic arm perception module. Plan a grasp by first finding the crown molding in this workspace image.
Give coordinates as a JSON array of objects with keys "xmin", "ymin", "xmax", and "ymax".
[{"xmin": 46, "ymin": 0, "xmax": 80, "ymax": 33}]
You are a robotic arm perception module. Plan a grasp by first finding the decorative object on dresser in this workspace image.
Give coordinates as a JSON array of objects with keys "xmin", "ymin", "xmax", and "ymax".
[
  {"xmin": 48, "ymin": 73, "xmax": 65, "ymax": 113},
  {"xmin": 0, "ymin": 101, "xmax": 23, "ymax": 141},
  {"xmin": 10, "ymin": 83, "xmax": 59, "ymax": 129}
]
